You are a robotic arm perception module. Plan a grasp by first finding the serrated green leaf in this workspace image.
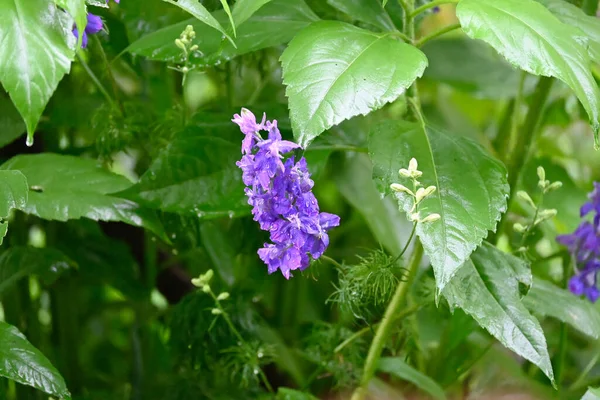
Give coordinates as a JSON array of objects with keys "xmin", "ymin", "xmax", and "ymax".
[
  {"xmin": 231, "ymin": 0, "xmax": 273, "ymax": 26},
  {"xmin": 524, "ymin": 277, "xmax": 600, "ymax": 339},
  {"xmin": 0, "ymin": 154, "xmax": 166, "ymax": 241},
  {"xmin": 582, "ymin": 387, "xmax": 600, "ymax": 400},
  {"xmin": 128, "ymin": 0, "xmax": 318, "ymax": 63},
  {"xmin": 55, "ymin": 0, "xmax": 87, "ymax": 49},
  {"xmin": 369, "ymin": 120, "xmax": 509, "ymax": 291},
  {"xmin": 443, "ymin": 243, "xmax": 554, "ymax": 384},
  {"xmin": 378, "ymin": 357, "xmax": 446, "ymax": 400},
  {"xmin": 281, "ymin": 21, "xmax": 428, "ymax": 148},
  {"xmin": 327, "ymin": 0, "xmax": 395, "ymax": 31},
  {"xmin": 0, "ymin": 0, "xmax": 74, "ymax": 144},
  {"xmin": 119, "ymin": 124, "xmax": 248, "ymax": 218},
  {"xmin": 0, "ymin": 170, "xmax": 28, "ymax": 246},
  {"xmin": 0, "ymin": 247, "xmax": 75, "ymax": 296},
  {"xmin": 0, "ymin": 321, "xmax": 69, "ymax": 398},
  {"xmin": 457, "ymin": 0, "xmax": 600, "ymax": 143},
  {"xmin": 537, "ymin": 0, "xmax": 600, "ymax": 63},
  {"xmin": 276, "ymin": 387, "xmax": 319, "ymax": 400},
  {"xmin": 164, "ymin": 0, "xmax": 235, "ymax": 46}
]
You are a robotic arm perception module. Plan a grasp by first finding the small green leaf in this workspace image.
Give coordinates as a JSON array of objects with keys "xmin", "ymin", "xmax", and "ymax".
[
  {"xmin": 582, "ymin": 387, "xmax": 600, "ymax": 400},
  {"xmin": 281, "ymin": 21, "xmax": 427, "ymax": 147},
  {"xmin": 119, "ymin": 124, "xmax": 248, "ymax": 218},
  {"xmin": 537, "ymin": 0, "xmax": 600, "ymax": 63},
  {"xmin": 0, "ymin": 247, "xmax": 75, "ymax": 296},
  {"xmin": 164, "ymin": 0, "xmax": 235, "ymax": 46},
  {"xmin": 369, "ymin": 121, "xmax": 509, "ymax": 292},
  {"xmin": 0, "ymin": 154, "xmax": 166, "ymax": 240},
  {"xmin": 327, "ymin": 0, "xmax": 395, "ymax": 31},
  {"xmin": 276, "ymin": 387, "xmax": 319, "ymax": 400},
  {"xmin": 457, "ymin": 0, "xmax": 600, "ymax": 143},
  {"xmin": 524, "ymin": 277, "xmax": 600, "ymax": 339},
  {"xmin": 378, "ymin": 357, "xmax": 446, "ymax": 400},
  {"xmin": 200, "ymin": 222, "xmax": 237, "ymax": 286},
  {"xmin": 0, "ymin": 0, "xmax": 74, "ymax": 144},
  {"xmin": 231, "ymin": 0, "xmax": 273, "ymax": 26},
  {"xmin": 55, "ymin": 0, "xmax": 87, "ymax": 49},
  {"xmin": 443, "ymin": 243, "xmax": 555, "ymax": 384},
  {"xmin": 219, "ymin": 0, "xmax": 236, "ymax": 37},
  {"xmin": 0, "ymin": 170, "xmax": 28, "ymax": 245},
  {"xmin": 0, "ymin": 321, "xmax": 69, "ymax": 398}
]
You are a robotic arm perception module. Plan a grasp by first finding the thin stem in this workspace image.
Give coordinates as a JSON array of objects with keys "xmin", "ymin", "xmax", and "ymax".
[
  {"xmin": 335, "ymin": 305, "xmax": 420, "ymax": 353},
  {"xmin": 505, "ymin": 71, "xmax": 528, "ymax": 159},
  {"xmin": 388, "ymin": 31, "xmax": 412, "ymax": 43},
  {"xmin": 569, "ymin": 348, "xmax": 600, "ymax": 390},
  {"xmin": 320, "ymin": 254, "xmax": 343, "ymax": 269},
  {"xmin": 92, "ymin": 35, "xmax": 123, "ymax": 113},
  {"xmin": 415, "ymin": 23, "xmax": 461, "ymax": 47},
  {"xmin": 410, "ymin": 0, "xmax": 459, "ymax": 18},
  {"xmin": 76, "ymin": 53, "xmax": 118, "ymax": 111},
  {"xmin": 307, "ymin": 145, "xmax": 369, "ymax": 153},
  {"xmin": 387, "ymin": 222, "xmax": 418, "ymax": 267},
  {"xmin": 351, "ymin": 241, "xmax": 424, "ymax": 400}
]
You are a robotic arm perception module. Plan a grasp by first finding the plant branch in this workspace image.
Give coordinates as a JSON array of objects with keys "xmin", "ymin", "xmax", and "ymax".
[
  {"xmin": 351, "ymin": 241, "xmax": 424, "ymax": 400},
  {"xmin": 415, "ymin": 23, "xmax": 461, "ymax": 47},
  {"xmin": 76, "ymin": 53, "xmax": 118, "ymax": 111},
  {"xmin": 410, "ymin": 0, "xmax": 459, "ymax": 18}
]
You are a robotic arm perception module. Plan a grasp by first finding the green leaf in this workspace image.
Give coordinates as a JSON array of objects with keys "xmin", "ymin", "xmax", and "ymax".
[
  {"xmin": 327, "ymin": 0, "xmax": 395, "ymax": 31},
  {"xmin": 119, "ymin": 124, "xmax": 248, "ymax": 218},
  {"xmin": 457, "ymin": 0, "xmax": 600, "ymax": 143},
  {"xmin": 421, "ymin": 38, "xmax": 522, "ymax": 99},
  {"xmin": 369, "ymin": 121, "xmax": 509, "ymax": 291},
  {"xmin": 537, "ymin": 0, "xmax": 600, "ymax": 64},
  {"xmin": 199, "ymin": 222, "xmax": 237, "ymax": 286},
  {"xmin": 164, "ymin": 0, "xmax": 235, "ymax": 46},
  {"xmin": 86, "ymin": 0, "xmax": 108, "ymax": 7},
  {"xmin": 0, "ymin": 0, "xmax": 74, "ymax": 144},
  {"xmin": 276, "ymin": 387, "xmax": 319, "ymax": 400},
  {"xmin": 231, "ymin": 0, "xmax": 273, "ymax": 26},
  {"xmin": 281, "ymin": 21, "xmax": 427, "ymax": 148},
  {"xmin": 0, "ymin": 170, "xmax": 28, "ymax": 246},
  {"xmin": 0, "ymin": 247, "xmax": 74, "ymax": 296},
  {"xmin": 128, "ymin": 0, "xmax": 318, "ymax": 63},
  {"xmin": 0, "ymin": 154, "xmax": 166, "ymax": 240},
  {"xmin": 0, "ymin": 321, "xmax": 69, "ymax": 398},
  {"xmin": 524, "ymin": 277, "xmax": 600, "ymax": 339},
  {"xmin": 443, "ymin": 243, "xmax": 555, "ymax": 384},
  {"xmin": 0, "ymin": 95, "xmax": 26, "ymax": 148},
  {"xmin": 55, "ymin": 0, "xmax": 87, "ymax": 49},
  {"xmin": 582, "ymin": 387, "xmax": 600, "ymax": 400},
  {"xmin": 378, "ymin": 357, "xmax": 446, "ymax": 400}
]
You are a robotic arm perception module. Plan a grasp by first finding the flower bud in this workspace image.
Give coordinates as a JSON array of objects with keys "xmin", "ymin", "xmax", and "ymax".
[
  {"xmin": 390, "ymin": 183, "xmax": 413, "ymax": 196},
  {"xmin": 190, "ymin": 44, "xmax": 199, "ymax": 52},
  {"xmin": 408, "ymin": 158, "xmax": 418, "ymax": 173},
  {"xmin": 202, "ymin": 269, "xmax": 214, "ymax": 283},
  {"xmin": 398, "ymin": 168, "xmax": 411, "ymax": 178},
  {"xmin": 415, "ymin": 185, "xmax": 436, "ymax": 203},
  {"xmin": 182, "ymin": 66, "xmax": 189, "ymax": 74},
  {"xmin": 175, "ymin": 38, "xmax": 186, "ymax": 50},
  {"xmin": 409, "ymin": 212, "xmax": 420, "ymax": 222},
  {"xmin": 537, "ymin": 166, "xmax": 545, "ymax": 183},
  {"xmin": 420, "ymin": 213, "xmax": 441, "ymax": 223},
  {"xmin": 546, "ymin": 181, "xmax": 562, "ymax": 192},
  {"xmin": 535, "ymin": 208, "xmax": 557, "ymax": 225},
  {"xmin": 217, "ymin": 292, "xmax": 230, "ymax": 301},
  {"xmin": 191, "ymin": 277, "xmax": 203, "ymax": 287},
  {"xmin": 513, "ymin": 222, "xmax": 526, "ymax": 233},
  {"xmin": 211, "ymin": 308, "xmax": 222, "ymax": 315},
  {"xmin": 202, "ymin": 285, "xmax": 211, "ymax": 293},
  {"xmin": 517, "ymin": 191, "xmax": 536, "ymax": 209}
]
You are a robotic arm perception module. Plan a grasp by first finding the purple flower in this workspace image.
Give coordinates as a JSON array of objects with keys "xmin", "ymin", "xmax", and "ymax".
[
  {"xmin": 234, "ymin": 109, "xmax": 340, "ymax": 278},
  {"xmin": 557, "ymin": 182, "xmax": 600, "ymax": 302},
  {"xmin": 432, "ymin": 6, "xmax": 440, "ymax": 13},
  {"xmin": 72, "ymin": 13, "xmax": 103, "ymax": 48}
]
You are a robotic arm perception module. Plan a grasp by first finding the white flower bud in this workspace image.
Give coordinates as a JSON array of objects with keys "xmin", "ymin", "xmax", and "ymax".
[
  {"xmin": 202, "ymin": 285, "xmax": 211, "ymax": 293},
  {"xmin": 211, "ymin": 308, "xmax": 222, "ymax": 315},
  {"xmin": 535, "ymin": 208, "xmax": 558, "ymax": 225},
  {"xmin": 537, "ymin": 166, "xmax": 545, "ymax": 183},
  {"xmin": 408, "ymin": 158, "xmax": 418, "ymax": 173},
  {"xmin": 420, "ymin": 213, "xmax": 441, "ymax": 223},
  {"xmin": 190, "ymin": 44, "xmax": 199, "ymax": 52},
  {"xmin": 415, "ymin": 185, "xmax": 436, "ymax": 203},
  {"xmin": 409, "ymin": 212, "xmax": 420, "ymax": 222},
  {"xmin": 546, "ymin": 181, "xmax": 562, "ymax": 192},
  {"xmin": 175, "ymin": 38, "xmax": 186, "ymax": 50},
  {"xmin": 191, "ymin": 277, "xmax": 203, "ymax": 288},
  {"xmin": 217, "ymin": 292, "xmax": 230, "ymax": 301},
  {"xmin": 517, "ymin": 191, "xmax": 536, "ymax": 209},
  {"xmin": 399, "ymin": 168, "xmax": 411, "ymax": 178},
  {"xmin": 390, "ymin": 183, "xmax": 414, "ymax": 196},
  {"xmin": 513, "ymin": 223, "xmax": 527, "ymax": 233},
  {"xmin": 182, "ymin": 66, "xmax": 189, "ymax": 74}
]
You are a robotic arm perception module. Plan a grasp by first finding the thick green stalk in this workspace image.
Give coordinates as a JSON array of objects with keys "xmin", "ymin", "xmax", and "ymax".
[{"xmin": 351, "ymin": 242, "xmax": 424, "ymax": 400}]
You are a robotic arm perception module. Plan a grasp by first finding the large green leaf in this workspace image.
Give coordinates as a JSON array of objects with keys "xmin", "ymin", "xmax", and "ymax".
[
  {"xmin": 443, "ymin": 243, "xmax": 554, "ymax": 384},
  {"xmin": 583, "ymin": 387, "xmax": 600, "ymax": 400},
  {"xmin": 327, "ymin": 0, "xmax": 395, "ymax": 31},
  {"xmin": 119, "ymin": 124, "xmax": 248, "ymax": 218},
  {"xmin": 164, "ymin": 0, "xmax": 234, "ymax": 45},
  {"xmin": 127, "ymin": 0, "xmax": 318, "ymax": 64},
  {"xmin": 55, "ymin": 0, "xmax": 87, "ymax": 49},
  {"xmin": 0, "ymin": 321, "xmax": 69, "ymax": 398},
  {"xmin": 281, "ymin": 21, "xmax": 427, "ymax": 148},
  {"xmin": 0, "ymin": 154, "xmax": 166, "ymax": 240},
  {"xmin": 524, "ymin": 277, "xmax": 600, "ymax": 339},
  {"xmin": 0, "ymin": 95, "xmax": 26, "ymax": 148},
  {"xmin": 0, "ymin": 0, "xmax": 73, "ymax": 144},
  {"xmin": 378, "ymin": 357, "xmax": 446, "ymax": 400},
  {"xmin": 369, "ymin": 120, "xmax": 509, "ymax": 291},
  {"xmin": 231, "ymin": 0, "xmax": 273, "ymax": 26},
  {"xmin": 537, "ymin": 0, "xmax": 600, "ymax": 63},
  {"xmin": 457, "ymin": 0, "xmax": 600, "ymax": 143},
  {"xmin": 0, "ymin": 170, "xmax": 28, "ymax": 246},
  {"xmin": 0, "ymin": 247, "xmax": 74, "ymax": 296}
]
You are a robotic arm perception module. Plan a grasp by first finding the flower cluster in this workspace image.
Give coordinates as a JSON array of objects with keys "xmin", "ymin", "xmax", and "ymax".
[
  {"xmin": 557, "ymin": 182, "xmax": 600, "ymax": 302},
  {"xmin": 390, "ymin": 158, "xmax": 440, "ymax": 224},
  {"xmin": 233, "ymin": 109, "xmax": 340, "ymax": 279},
  {"xmin": 71, "ymin": 0, "xmax": 120, "ymax": 48}
]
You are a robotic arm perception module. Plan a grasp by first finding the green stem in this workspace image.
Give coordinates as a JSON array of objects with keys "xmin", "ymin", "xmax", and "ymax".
[
  {"xmin": 505, "ymin": 71, "xmax": 528, "ymax": 161},
  {"xmin": 495, "ymin": 76, "xmax": 554, "ymax": 242},
  {"xmin": 76, "ymin": 53, "xmax": 118, "ymax": 111},
  {"xmin": 307, "ymin": 145, "xmax": 368, "ymax": 153},
  {"xmin": 410, "ymin": 0, "xmax": 459, "ymax": 18},
  {"xmin": 493, "ymin": 99, "xmax": 515, "ymax": 161},
  {"xmin": 351, "ymin": 241, "xmax": 424, "ymax": 400},
  {"xmin": 415, "ymin": 23, "xmax": 461, "ymax": 47},
  {"xmin": 93, "ymin": 35, "xmax": 123, "ymax": 113},
  {"xmin": 555, "ymin": 253, "xmax": 571, "ymax": 389},
  {"xmin": 320, "ymin": 254, "xmax": 343, "ymax": 269},
  {"xmin": 388, "ymin": 31, "xmax": 412, "ymax": 43},
  {"xmin": 569, "ymin": 348, "xmax": 600, "ymax": 390}
]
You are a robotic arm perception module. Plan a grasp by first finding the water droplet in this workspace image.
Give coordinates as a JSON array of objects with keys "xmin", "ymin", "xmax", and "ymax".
[
  {"xmin": 171, "ymin": 233, "xmax": 177, "ymax": 239},
  {"xmin": 197, "ymin": 211, "xmax": 205, "ymax": 218},
  {"xmin": 228, "ymin": 211, "xmax": 234, "ymax": 219},
  {"xmin": 253, "ymin": 368, "xmax": 259, "ymax": 375},
  {"xmin": 26, "ymin": 136, "xmax": 34, "ymax": 147},
  {"xmin": 257, "ymin": 351, "xmax": 263, "ymax": 359}
]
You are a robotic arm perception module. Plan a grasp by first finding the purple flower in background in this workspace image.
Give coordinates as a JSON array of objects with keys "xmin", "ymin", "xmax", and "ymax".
[
  {"xmin": 557, "ymin": 182, "xmax": 600, "ymax": 302},
  {"xmin": 72, "ymin": 13, "xmax": 103, "ymax": 48},
  {"xmin": 233, "ymin": 108, "xmax": 340, "ymax": 279}
]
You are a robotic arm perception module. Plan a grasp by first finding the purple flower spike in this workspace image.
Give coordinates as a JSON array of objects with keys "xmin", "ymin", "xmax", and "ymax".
[
  {"xmin": 72, "ymin": 13, "xmax": 103, "ymax": 48},
  {"xmin": 234, "ymin": 109, "xmax": 340, "ymax": 278}
]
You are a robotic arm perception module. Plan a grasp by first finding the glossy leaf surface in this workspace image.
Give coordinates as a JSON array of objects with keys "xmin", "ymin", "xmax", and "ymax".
[
  {"xmin": 0, "ymin": 170, "xmax": 28, "ymax": 245},
  {"xmin": 378, "ymin": 357, "xmax": 446, "ymax": 400}
]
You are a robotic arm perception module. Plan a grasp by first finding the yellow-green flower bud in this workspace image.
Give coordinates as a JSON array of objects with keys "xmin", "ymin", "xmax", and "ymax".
[
  {"xmin": 390, "ymin": 183, "xmax": 414, "ymax": 196},
  {"xmin": 420, "ymin": 213, "xmax": 441, "ymax": 223},
  {"xmin": 202, "ymin": 285, "xmax": 211, "ymax": 293},
  {"xmin": 217, "ymin": 292, "xmax": 230, "ymax": 301},
  {"xmin": 415, "ymin": 185, "xmax": 436, "ymax": 203},
  {"xmin": 211, "ymin": 308, "xmax": 222, "ymax": 315},
  {"xmin": 517, "ymin": 191, "xmax": 536, "ymax": 209},
  {"xmin": 191, "ymin": 277, "xmax": 202, "ymax": 287},
  {"xmin": 175, "ymin": 38, "xmax": 186, "ymax": 50},
  {"xmin": 190, "ymin": 44, "xmax": 199, "ymax": 52},
  {"xmin": 537, "ymin": 166, "xmax": 545, "ymax": 183},
  {"xmin": 398, "ymin": 168, "xmax": 411, "ymax": 178},
  {"xmin": 513, "ymin": 222, "xmax": 526, "ymax": 233},
  {"xmin": 546, "ymin": 181, "xmax": 562, "ymax": 191}
]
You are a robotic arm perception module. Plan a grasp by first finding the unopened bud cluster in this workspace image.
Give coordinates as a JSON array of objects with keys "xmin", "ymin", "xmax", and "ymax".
[
  {"xmin": 191, "ymin": 269, "xmax": 214, "ymax": 292},
  {"xmin": 390, "ymin": 158, "xmax": 440, "ymax": 224},
  {"xmin": 173, "ymin": 25, "xmax": 200, "ymax": 79},
  {"xmin": 512, "ymin": 166, "xmax": 560, "ymax": 235}
]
